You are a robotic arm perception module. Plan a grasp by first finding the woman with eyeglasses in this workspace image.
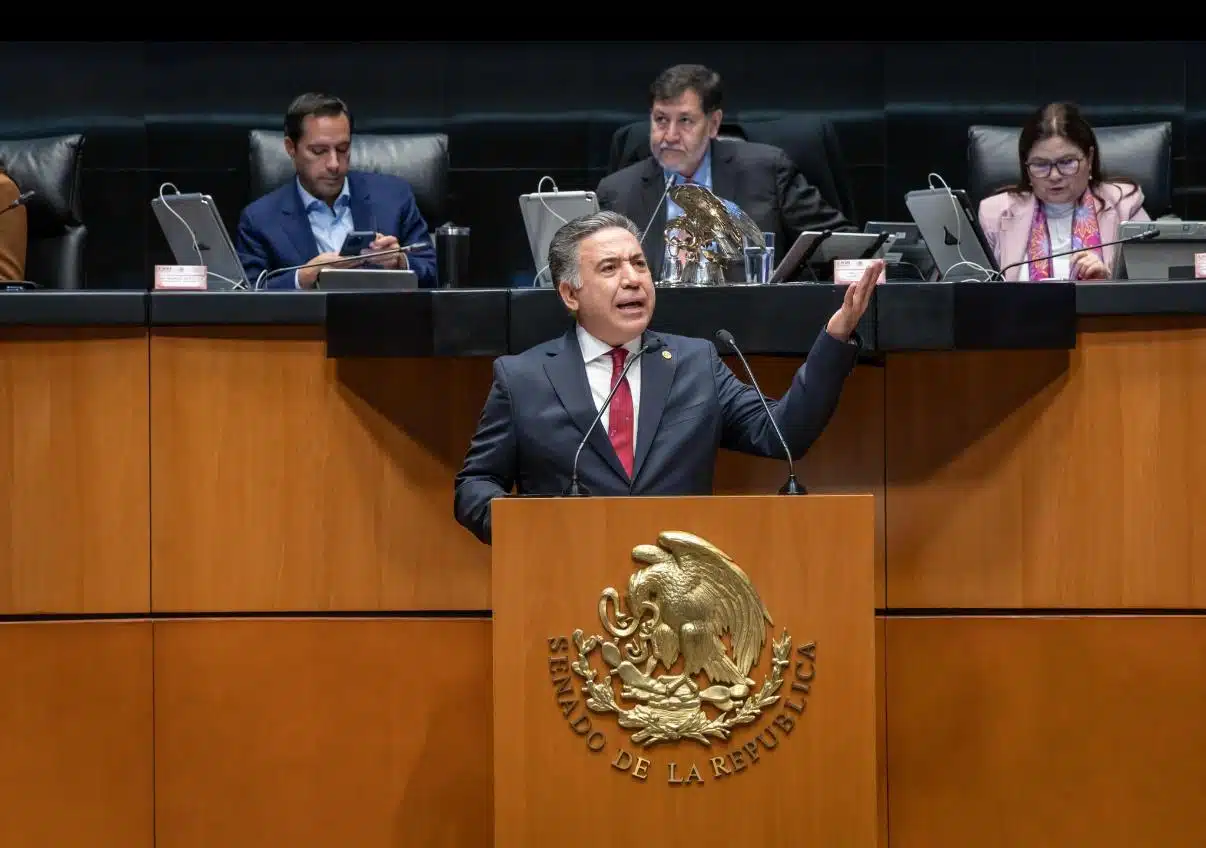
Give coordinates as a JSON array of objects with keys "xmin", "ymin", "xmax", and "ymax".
[{"xmin": 978, "ymin": 102, "xmax": 1149, "ymax": 281}]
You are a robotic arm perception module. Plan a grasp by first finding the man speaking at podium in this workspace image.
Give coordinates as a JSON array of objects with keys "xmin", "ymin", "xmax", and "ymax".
[{"xmin": 453, "ymin": 210, "xmax": 879, "ymax": 545}]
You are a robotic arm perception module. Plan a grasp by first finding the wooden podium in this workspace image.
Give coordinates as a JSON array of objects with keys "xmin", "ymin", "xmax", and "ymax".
[{"xmin": 492, "ymin": 494, "xmax": 879, "ymax": 847}]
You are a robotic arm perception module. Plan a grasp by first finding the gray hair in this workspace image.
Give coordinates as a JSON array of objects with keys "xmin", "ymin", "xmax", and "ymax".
[
  {"xmin": 650, "ymin": 64, "xmax": 722, "ymax": 114},
  {"xmin": 547, "ymin": 210, "xmax": 641, "ymax": 290}
]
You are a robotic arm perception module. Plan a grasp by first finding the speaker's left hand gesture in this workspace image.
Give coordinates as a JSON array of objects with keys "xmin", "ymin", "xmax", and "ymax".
[{"xmin": 826, "ymin": 259, "xmax": 883, "ymax": 342}]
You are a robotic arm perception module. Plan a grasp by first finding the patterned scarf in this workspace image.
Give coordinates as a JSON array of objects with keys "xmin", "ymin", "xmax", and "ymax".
[{"xmin": 1026, "ymin": 188, "xmax": 1103, "ymax": 280}]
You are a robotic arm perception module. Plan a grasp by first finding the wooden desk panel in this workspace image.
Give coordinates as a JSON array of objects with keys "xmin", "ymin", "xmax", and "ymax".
[
  {"xmin": 153, "ymin": 618, "xmax": 492, "ymax": 848},
  {"xmin": 149, "ymin": 328, "xmax": 493, "ymax": 612},
  {"xmin": 886, "ymin": 316, "xmax": 1206, "ymax": 609},
  {"xmin": 0, "ymin": 620, "xmax": 153, "ymax": 847},
  {"xmin": 885, "ymin": 615, "xmax": 1206, "ymax": 847},
  {"xmin": 0, "ymin": 329, "xmax": 150, "ymax": 614},
  {"xmin": 492, "ymin": 495, "xmax": 878, "ymax": 847}
]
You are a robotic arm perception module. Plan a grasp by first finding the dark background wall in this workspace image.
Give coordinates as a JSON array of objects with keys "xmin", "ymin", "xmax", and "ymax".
[{"xmin": 8, "ymin": 40, "xmax": 1204, "ymax": 289}]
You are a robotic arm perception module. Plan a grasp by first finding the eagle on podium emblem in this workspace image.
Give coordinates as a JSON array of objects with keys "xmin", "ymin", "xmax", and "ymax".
[{"xmin": 571, "ymin": 531, "xmax": 792, "ymax": 747}]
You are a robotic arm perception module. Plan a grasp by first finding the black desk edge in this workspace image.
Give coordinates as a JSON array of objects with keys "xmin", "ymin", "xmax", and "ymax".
[{"xmin": 1, "ymin": 284, "xmax": 1201, "ymax": 356}]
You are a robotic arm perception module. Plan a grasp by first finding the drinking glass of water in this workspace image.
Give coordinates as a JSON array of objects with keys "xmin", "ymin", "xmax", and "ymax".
[{"xmin": 743, "ymin": 232, "xmax": 775, "ymax": 283}]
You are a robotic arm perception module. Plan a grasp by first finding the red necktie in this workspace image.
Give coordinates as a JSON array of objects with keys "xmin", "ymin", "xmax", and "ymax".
[{"xmin": 607, "ymin": 347, "xmax": 634, "ymax": 478}]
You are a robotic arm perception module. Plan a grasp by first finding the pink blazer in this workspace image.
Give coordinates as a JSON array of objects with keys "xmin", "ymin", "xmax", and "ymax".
[{"xmin": 977, "ymin": 182, "xmax": 1150, "ymax": 280}]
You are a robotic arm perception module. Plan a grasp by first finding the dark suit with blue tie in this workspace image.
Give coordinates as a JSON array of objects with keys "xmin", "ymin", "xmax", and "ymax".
[
  {"xmin": 235, "ymin": 170, "xmax": 437, "ymax": 289},
  {"xmin": 453, "ymin": 325, "xmax": 859, "ymax": 544}
]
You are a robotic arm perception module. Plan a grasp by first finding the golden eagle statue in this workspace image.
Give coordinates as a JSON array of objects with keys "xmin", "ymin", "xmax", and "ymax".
[
  {"xmin": 625, "ymin": 530, "xmax": 772, "ymax": 686},
  {"xmin": 663, "ymin": 183, "xmax": 765, "ymax": 286}
]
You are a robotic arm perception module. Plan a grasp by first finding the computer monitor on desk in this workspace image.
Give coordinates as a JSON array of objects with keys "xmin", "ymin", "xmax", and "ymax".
[
  {"xmin": 519, "ymin": 190, "xmax": 599, "ymax": 287},
  {"xmin": 151, "ymin": 191, "xmax": 249, "ymax": 290},
  {"xmin": 768, "ymin": 231, "xmax": 888, "ymax": 283},
  {"xmin": 864, "ymin": 221, "xmax": 935, "ymax": 281},
  {"xmin": 905, "ymin": 188, "xmax": 1000, "ymax": 281},
  {"xmin": 1119, "ymin": 220, "xmax": 1206, "ymax": 280}
]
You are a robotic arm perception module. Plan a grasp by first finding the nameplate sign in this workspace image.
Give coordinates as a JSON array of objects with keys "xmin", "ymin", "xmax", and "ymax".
[
  {"xmin": 834, "ymin": 258, "xmax": 886, "ymax": 285},
  {"xmin": 154, "ymin": 264, "xmax": 207, "ymax": 290}
]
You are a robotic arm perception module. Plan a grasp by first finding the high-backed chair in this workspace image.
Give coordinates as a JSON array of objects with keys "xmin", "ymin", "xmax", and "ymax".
[
  {"xmin": 0, "ymin": 134, "xmax": 86, "ymax": 289},
  {"xmin": 247, "ymin": 130, "xmax": 451, "ymax": 228},
  {"xmin": 967, "ymin": 121, "xmax": 1173, "ymax": 216},
  {"xmin": 605, "ymin": 114, "xmax": 857, "ymax": 225},
  {"xmin": 742, "ymin": 116, "xmax": 858, "ymax": 226}
]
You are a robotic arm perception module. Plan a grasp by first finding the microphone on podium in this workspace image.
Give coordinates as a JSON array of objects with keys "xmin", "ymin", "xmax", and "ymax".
[
  {"xmin": 996, "ymin": 226, "xmax": 1159, "ymax": 281},
  {"xmin": 566, "ymin": 337, "xmax": 663, "ymax": 496},
  {"xmin": 714, "ymin": 329, "xmax": 804, "ymax": 496}
]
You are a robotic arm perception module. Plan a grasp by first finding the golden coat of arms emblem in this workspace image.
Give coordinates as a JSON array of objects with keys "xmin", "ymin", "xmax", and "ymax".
[{"xmin": 570, "ymin": 530, "xmax": 792, "ymax": 748}]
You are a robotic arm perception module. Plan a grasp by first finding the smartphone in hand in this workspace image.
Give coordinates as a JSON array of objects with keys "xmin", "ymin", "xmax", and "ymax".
[{"xmin": 339, "ymin": 230, "xmax": 376, "ymax": 257}]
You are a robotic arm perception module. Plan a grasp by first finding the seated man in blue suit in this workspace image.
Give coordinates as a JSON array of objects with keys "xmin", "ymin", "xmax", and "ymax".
[
  {"xmin": 453, "ymin": 209, "xmax": 880, "ymax": 545},
  {"xmin": 235, "ymin": 92, "xmax": 438, "ymax": 290}
]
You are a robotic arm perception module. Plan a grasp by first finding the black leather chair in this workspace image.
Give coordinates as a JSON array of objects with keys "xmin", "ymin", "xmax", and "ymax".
[
  {"xmin": 605, "ymin": 114, "xmax": 857, "ymax": 225},
  {"xmin": 967, "ymin": 121, "xmax": 1173, "ymax": 216},
  {"xmin": 0, "ymin": 134, "xmax": 86, "ymax": 289},
  {"xmin": 742, "ymin": 116, "xmax": 858, "ymax": 226},
  {"xmin": 247, "ymin": 130, "xmax": 451, "ymax": 228}
]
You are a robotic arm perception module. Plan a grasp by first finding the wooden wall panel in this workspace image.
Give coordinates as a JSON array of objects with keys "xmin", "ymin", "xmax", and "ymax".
[
  {"xmin": 875, "ymin": 616, "xmax": 887, "ymax": 848},
  {"xmin": 885, "ymin": 615, "xmax": 1206, "ymax": 847},
  {"xmin": 149, "ymin": 328, "xmax": 493, "ymax": 613},
  {"xmin": 886, "ymin": 317, "xmax": 1206, "ymax": 609},
  {"xmin": 149, "ymin": 337, "xmax": 884, "ymax": 614},
  {"xmin": 715, "ymin": 359, "xmax": 885, "ymax": 606},
  {"xmin": 153, "ymin": 618, "xmax": 492, "ymax": 848},
  {"xmin": 0, "ymin": 621, "xmax": 153, "ymax": 847},
  {"xmin": 0, "ymin": 329, "xmax": 149, "ymax": 614}
]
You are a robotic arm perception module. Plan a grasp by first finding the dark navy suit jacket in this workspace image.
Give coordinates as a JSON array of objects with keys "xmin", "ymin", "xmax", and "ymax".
[
  {"xmin": 234, "ymin": 170, "xmax": 438, "ymax": 289},
  {"xmin": 453, "ymin": 326, "xmax": 859, "ymax": 544}
]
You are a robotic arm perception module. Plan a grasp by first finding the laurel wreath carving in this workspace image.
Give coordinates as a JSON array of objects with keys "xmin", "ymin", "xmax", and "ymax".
[{"xmin": 571, "ymin": 628, "xmax": 792, "ymax": 747}]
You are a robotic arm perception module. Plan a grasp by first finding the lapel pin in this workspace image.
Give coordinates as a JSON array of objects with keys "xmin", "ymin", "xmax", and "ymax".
[{"xmin": 662, "ymin": 350, "xmax": 672, "ymax": 359}]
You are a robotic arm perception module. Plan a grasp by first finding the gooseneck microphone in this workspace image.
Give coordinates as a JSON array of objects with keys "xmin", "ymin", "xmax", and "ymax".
[
  {"xmin": 0, "ymin": 190, "xmax": 34, "ymax": 216},
  {"xmin": 995, "ymin": 226, "xmax": 1159, "ymax": 281},
  {"xmin": 714, "ymin": 329, "xmax": 804, "ymax": 495},
  {"xmin": 566, "ymin": 338, "xmax": 662, "ymax": 496},
  {"xmin": 253, "ymin": 241, "xmax": 430, "ymax": 290}
]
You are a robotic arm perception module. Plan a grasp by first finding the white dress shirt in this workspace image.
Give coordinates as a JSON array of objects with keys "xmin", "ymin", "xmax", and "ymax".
[
  {"xmin": 576, "ymin": 324, "xmax": 642, "ymax": 446},
  {"xmin": 1044, "ymin": 201, "xmax": 1074, "ymax": 280},
  {"xmin": 293, "ymin": 177, "xmax": 354, "ymax": 289}
]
